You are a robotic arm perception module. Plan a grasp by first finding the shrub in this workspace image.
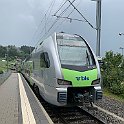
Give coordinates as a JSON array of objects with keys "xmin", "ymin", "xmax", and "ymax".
[
  {"xmin": 0, "ymin": 69, "xmax": 3, "ymax": 74},
  {"xmin": 110, "ymin": 83, "xmax": 124, "ymax": 95},
  {"xmin": 101, "ymin": 51, "xmax": 124, "ymax": 95}
]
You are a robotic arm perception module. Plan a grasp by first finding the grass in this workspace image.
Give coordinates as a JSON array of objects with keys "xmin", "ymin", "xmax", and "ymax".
[
  {"xmin": 0, "ymin": 58, "xmax": 16, "ymax": 72},
  {"xmin": 0, "ymin": 59, "xmax": 7, "ymax": 72},
  {"xmin": 103, "ymin": 88, "xmax": 124, "ymax": 103}
]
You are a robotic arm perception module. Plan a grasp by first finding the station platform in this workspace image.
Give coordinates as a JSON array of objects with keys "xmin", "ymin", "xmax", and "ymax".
[{"xmin": 0, "ymin": 73, "xmax": 54, "ymax": 124}]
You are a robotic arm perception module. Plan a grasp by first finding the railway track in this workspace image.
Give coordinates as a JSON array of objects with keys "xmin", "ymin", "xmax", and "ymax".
[
  {"xmin": 36, "ymin": 92, "xmax": 105, "ymax": 124},
  {"xmin": 23, "ymin": 74, "xmax": 105, "ymax": 124}
]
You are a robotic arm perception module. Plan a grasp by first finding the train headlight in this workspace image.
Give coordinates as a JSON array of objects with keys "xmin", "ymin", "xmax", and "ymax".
[
  {"xmin": 91, "ymin": 78, "xmax": 100, "ymax": 85},
  {"xmin": 57, "ymin": 79, "xmax": 72, "ymax": 85}
]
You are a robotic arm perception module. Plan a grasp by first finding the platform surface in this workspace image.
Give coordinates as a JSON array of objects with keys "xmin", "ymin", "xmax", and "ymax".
[{"xmin": 0, "ymin": 73, "xmax": 53, "ymax": 124}]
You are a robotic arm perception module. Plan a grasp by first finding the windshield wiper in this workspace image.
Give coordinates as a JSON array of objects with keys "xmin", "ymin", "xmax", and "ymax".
[{"xmin": 86, "ymin": 50, "xmax": 90, "ymax": 66}]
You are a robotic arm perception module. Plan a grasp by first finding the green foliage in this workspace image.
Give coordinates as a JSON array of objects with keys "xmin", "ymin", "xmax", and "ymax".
[
  {"xmin": 0, "ymin": 45, "xmax": 34, "ymax": 72},
  {"xmin": 0, "ymin": 69, "xmax": 3, "ymax": 74},
  {"xmin": 0, "ymin": 45, "xmax": 34, "ymax": 60},
  {"xmin": 8, "ymin": 45, "xmax": 19, "ymax": 58},
  {"xmin": 110, "ymin": 83, "xmax": 124, "ymax": 95},
  {"xmin": 0, "ymin": 60, "xmax": 7, "ymax": 72},
  {"xmin": 103, "ymin": 88, "xmax": 124, "ymax": 102},
  {"xmin": 0, "ymin": 46, "xmax": 7, "ymax": 58},
  {"xmin": 20, "ymin": 45, "xmax": 34, "ymax": 55},
  {"xmin": 101, "ymin": 51, "xmax": 124, "ymax": 95}
]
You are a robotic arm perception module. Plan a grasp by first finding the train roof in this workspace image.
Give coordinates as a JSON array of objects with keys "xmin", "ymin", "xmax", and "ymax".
[{"xmin": 31, "ymin": 32, "xmax": 85, "ymax": 54}]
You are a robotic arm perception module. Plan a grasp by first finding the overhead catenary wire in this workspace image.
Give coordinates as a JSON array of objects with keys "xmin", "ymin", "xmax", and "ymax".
[
  {"xmin": 53, "ymin": 15, "xmax": 86, "ymax": 22},
  {"xmin": 36, "ymin": 0, "xmax": 70, "ymax": 42},
  {"xmin": 31, "ymin": 0, "xmax": 56, "ymax": 46},
  {"xmin": 40, "ymin": 0, "xmax": 81, "ymax": 42},
  {"xmin": 36, "ymin": 0, "xmax": 76, "ymax": 44},
  {"xmin": 45, "ymin": 0, "xmax": 56, "ymax": 26},
  {"xmin": 47, "ymin": 0, "xmax": 76, "ymax": 33},
  {"xmin": 35, "ymin": 0, "xmax": 94, "ymax": 47},
  {"xmin": 51, "ymin": 3, "xmax": 80, "ymax": 33},
  {"xmin": 54, "ymin": 0, "xmax": 68, "ymax": 16},
  {"xmin": 34, "ymin": 0, "xmax": 67, "ymax": 45},
  {"xmin": 66, "ymin": 0, "xmax": 96, "ymax": 30},
  {"xmin": 45, "ymin": 0, "xmax": 56, "ymax": 33},
  {"xmin": 32, "ymin": 0, "xmax": 57, "ymax": 48}
]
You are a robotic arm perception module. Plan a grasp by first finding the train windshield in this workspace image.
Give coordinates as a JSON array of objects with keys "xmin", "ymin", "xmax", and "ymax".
[{"xmin": 56, "ymin": 34, "xmax": 96, "ymax": 67}]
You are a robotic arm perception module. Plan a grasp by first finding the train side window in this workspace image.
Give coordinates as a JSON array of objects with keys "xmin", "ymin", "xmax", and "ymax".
[{"xmin": 40, "ymin": 52, "xmax": 50, "ymax": 68}]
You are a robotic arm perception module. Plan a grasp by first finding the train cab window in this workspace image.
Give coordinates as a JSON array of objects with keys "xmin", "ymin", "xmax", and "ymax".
[
  {"xmin": 57, "ymin": 34, "xmax": 96, "ymax": 67},
  {"xmin": 40, "ymin": 52, "xmax": 50, "ymax": 68}
]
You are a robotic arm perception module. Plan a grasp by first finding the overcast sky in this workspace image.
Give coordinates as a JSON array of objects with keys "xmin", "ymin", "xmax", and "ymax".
[{"xmin": 0, "ymin": 0, "xmax": 124, "ymax": 56}]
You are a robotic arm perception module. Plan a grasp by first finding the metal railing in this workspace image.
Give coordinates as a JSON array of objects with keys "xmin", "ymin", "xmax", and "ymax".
[{"xmin": 0, "ymin": 71, "xmax": 11, "ymax": 86}]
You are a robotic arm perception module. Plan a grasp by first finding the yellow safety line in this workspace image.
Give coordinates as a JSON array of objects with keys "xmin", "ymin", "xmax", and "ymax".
[{"xmin": 18, "ymin": 73, "xmax": 36, "ymax": 124}]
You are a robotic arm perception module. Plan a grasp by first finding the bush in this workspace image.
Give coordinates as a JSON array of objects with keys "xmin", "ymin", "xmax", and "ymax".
[
  {"xmin": 0, "ymin": 69, "xmax": 3, "ymax": 74},
  {"xmin": 110, "ymin": 83, "xmax": 124, "ymax": 95},
  {"xmin": 101, "ymin": 51, "xmax": 124, "ymax": 96},
  {"xmin": 121, "ymin": 94, "xmax": 124, "ymax": 99}
]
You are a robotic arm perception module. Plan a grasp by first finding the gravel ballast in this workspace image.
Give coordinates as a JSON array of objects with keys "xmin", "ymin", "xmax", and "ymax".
[
  {"xmin": 83, "ymin": 96, "xmax": 124, "ymax": 124},
  {"xmin": 95, "ymin": 96, "xmax": 124, "ymax": 118}
]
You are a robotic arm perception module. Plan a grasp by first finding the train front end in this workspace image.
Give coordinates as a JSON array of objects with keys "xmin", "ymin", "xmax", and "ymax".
[{"xmin": 56, "ymin": 33, "xmax": 102, "ymax": 106}]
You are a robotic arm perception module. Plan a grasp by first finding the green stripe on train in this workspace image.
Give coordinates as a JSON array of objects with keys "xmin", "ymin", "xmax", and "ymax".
[{"xmin": 62, "ymin": 68, "xmax": 98, "ymax": 87}]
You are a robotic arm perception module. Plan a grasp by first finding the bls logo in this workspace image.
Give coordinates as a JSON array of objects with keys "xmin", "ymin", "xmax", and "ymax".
[{"xmin": 76, "ymin": 76, "xmax": 89, "ymax": 81}]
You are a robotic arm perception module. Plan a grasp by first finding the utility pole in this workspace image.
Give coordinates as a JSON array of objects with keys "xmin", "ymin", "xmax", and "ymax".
[
  {"xmin": 66, "ymin": 0, "xmax": 102, "ymax": 56},
  {"xmin": 5, "ymin": 47, "xmax": 9, "ymax": 72},
  {"xmin": 119, "ymin": 33, "xmax": 124, "ymax": 57},
  {"xmin": 120, "ymin": 47, "xmax": 124, "ymax": 56},
  {"xmin": 7, "ymin": 47, "xmax": 9, "ymax": 72},
  {"xmin": 92, "ymin": 0, "xmax": 102, "ymax": 56},
  {"xmin": 96, "ymin": 0, "xmax": 101, "ymax": 57}
]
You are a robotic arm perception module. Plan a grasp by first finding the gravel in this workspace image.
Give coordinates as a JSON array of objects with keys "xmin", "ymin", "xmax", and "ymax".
[
  {"xmin": 95, "ymin": 96, "xmax": 124, "ymax": 118},
  {"xmin": 81, "ymin": 96, "xmax": 124, "ymax": 124}
]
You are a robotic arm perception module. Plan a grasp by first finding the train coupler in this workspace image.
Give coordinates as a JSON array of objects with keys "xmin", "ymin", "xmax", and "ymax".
[{"xmin": 76, "ymin": 93, "xmax": 94, "ymax": 103}]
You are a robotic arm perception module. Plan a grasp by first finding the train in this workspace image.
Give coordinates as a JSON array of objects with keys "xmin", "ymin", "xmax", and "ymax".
[{"xmin": 22, "ymin": 32, "xmax": 102, "ymax": 107}]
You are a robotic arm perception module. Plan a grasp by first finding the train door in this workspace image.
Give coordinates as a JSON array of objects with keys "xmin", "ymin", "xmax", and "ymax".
[
  {"xmin": 40, "ymin": 51, "xmax": 56, "ymax": 102},
  {"xmin": 40, "ymin": 52, "xmax": 50, "ymax": 85}
]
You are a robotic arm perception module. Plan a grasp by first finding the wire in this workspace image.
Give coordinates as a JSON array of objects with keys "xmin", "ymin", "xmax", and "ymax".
[
  {"xmin": 51, "ymin": 6, "xmax": 76, "ymax": 34},
  {"xmin": 47, "ymin": 0, "xmax": 76, "ymax": 33},
  {"xmin": 54, "ymin": 0, "xmax": 67, "ymax": 16},
  {"xmin": 34, "ymin": 0, "xmax": 58, "ymax": 44},
  {"xmin": 39, "ymin": 0, "xmax": 80, "ymax": 42},
  {"xmin": 53, "ymin": 15, "xmax": 86, "ymax": 22},
  {"xmin": 36, "ymin": 0, "xmax": 76, "ymax": 44},
  {"xmin": 45, "ymin": 0, "xmax": 56, "ymax": 25},
  {"xmin": 66, "ymin": 0, "xmax": 96, "ymax": 29},
  {"xmin": 31, "ymin": 0, "xmax": 56, "ymax": 46}
]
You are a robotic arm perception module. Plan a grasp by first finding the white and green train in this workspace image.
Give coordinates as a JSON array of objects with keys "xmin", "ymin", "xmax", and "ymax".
[{"xmin": 22, "ymin": 32, "xmax": 102, "ymax": 107}]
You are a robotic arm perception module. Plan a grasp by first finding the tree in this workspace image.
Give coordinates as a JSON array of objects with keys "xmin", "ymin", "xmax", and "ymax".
[
  {"xmin": 8, "ymin": 45, "xmax": 19, "ymax": 58},
  {"xmin": 0, "ymin": 45, "xmax": 7, "ymax": 58},
  {"xmin": 20, "ymin": 45, "xmax": 34, "ymax": 54},
  {"xmin": 101, "ymin": 51, "xmax": 124, "ymax": 95}
]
